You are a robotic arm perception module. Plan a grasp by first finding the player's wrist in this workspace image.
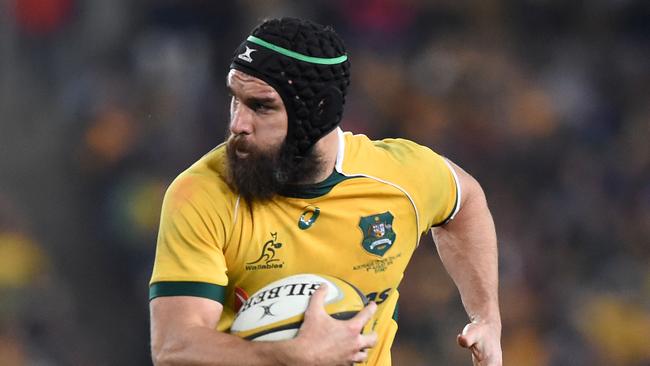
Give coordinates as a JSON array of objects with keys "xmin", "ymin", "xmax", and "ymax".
[
  {"xmin": 466, "ymin": 312, "xmax": 502, "ymax": 335},
  {"xmin": 474, "ymin": 317, "xmax": 501, "ymax": 329},
  {"xmin": 468, "ymin": 304, "xmax": 501, "ymax": 324}
]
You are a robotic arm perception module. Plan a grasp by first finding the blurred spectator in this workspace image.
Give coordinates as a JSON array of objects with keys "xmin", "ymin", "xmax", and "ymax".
[{"xmin": 13, "ymin": 0, "xmax": 74, "ymax": 36}]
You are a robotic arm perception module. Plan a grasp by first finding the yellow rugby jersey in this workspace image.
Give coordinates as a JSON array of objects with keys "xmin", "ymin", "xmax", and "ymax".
[{"xmin": 149, "ymin": 129, "xmax": 460, "ymax": 365}]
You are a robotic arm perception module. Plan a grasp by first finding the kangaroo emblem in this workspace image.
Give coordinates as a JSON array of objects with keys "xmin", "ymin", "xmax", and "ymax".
[{"xmin": 247, "ymin": 232, "xmax": 283, "ymax": 265}]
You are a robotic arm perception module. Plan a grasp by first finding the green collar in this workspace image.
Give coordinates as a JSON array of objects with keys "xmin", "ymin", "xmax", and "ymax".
[{"xmin": 280, "ymin": 170, "xmax": 351, "ymax": 199}]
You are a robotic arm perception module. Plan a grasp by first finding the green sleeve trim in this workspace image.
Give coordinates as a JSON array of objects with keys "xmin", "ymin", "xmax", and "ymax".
[
  {"xmin": 149, "ymin": 282, "xmax": 226, "ymax": 303},
  {"xmin": 392, "ymin": 301, "xmax": 399, "ymax": 322}
]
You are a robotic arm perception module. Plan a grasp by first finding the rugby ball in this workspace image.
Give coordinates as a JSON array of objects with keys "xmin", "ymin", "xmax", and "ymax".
[{"xmin": 230, "ymin": 274, "xmax": 367, "ymax": 341}]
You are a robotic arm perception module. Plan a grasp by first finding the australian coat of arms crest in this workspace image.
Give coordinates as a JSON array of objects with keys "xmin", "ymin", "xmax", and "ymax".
[{"xmin": 358, "ymin": 211, "xmax": 396, "ymax": 257}]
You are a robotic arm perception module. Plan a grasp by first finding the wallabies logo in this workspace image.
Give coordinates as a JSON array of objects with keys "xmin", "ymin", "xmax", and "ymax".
[{"xmin": 246, "ymin": 232, "xmax": 284, "ymax": 270}]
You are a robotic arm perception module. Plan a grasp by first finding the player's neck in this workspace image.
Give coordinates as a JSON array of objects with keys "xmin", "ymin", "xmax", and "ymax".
[{"xmin": 307, "ymin": 129, "xmax": 339, "ymax": 184}]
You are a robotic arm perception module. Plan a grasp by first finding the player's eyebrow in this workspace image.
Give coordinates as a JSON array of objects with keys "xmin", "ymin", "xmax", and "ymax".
[
  {"xmin": 246, "ymin": 95, "xmax": 277, "ymax": 104},
  {"xmin": 226, "ymin": 85, "xmax": 279, "ymax": 105}
]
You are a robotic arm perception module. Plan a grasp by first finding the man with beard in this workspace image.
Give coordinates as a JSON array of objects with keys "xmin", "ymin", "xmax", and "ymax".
[{"xmin": 149, "ymin": 18, "xmax": 502, "ymax": 366}]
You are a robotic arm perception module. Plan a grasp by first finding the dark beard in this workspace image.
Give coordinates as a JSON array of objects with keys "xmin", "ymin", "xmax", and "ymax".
[{"xmin": 226, "ymin": 135, "xmax": 323, "ymax": 203}]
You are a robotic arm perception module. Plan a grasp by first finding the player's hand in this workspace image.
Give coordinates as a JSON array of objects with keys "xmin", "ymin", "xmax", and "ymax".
[
  {"xmin": 457, "ymin": 320, "xmax": 502, "ymax": 366},
  {"xmin": 294, "ymin": 283, "xmax": 378, "ymax": 366}
]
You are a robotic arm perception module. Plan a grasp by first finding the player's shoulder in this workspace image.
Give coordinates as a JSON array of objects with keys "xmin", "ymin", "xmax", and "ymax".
[
  {"xmin": 343, "ymin": 132, "xmax": 441, "ymax": 170},
  {"xmin": 164, "ymin": 144, "xmax": 235, "ymax": 207},
  {"xmin": 342, "ymin": 131, "xmax": 458, "ymax": 230}
]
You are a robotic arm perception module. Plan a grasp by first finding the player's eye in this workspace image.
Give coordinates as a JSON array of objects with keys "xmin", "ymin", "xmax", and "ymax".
[{"xmin": 251, "ymin": 102, "xmax": 270, "ymax": 113}]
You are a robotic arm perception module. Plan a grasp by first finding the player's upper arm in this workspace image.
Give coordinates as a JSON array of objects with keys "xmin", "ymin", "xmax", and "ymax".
[{"xmin": 150, "ymin": 296, "xmax": 223, "ymax": 357}]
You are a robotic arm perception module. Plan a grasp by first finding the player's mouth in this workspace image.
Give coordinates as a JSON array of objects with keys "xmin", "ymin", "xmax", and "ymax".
[
  {"xmin": 235, "ymin": 148, "xmax": 250, "ymax": 159},
  {"xmin": 229, "ymin": 135, "xmax": 252, "ymax": 159}
]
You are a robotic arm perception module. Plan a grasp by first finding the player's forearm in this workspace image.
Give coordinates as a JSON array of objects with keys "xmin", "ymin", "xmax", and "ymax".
[
  {"xmin": 152, "ymin": 326, "xmax": 300, "ymax": 366},
  {"xmin": 432, "ymin": 177, "xmax": 500, "ymax": 324}
]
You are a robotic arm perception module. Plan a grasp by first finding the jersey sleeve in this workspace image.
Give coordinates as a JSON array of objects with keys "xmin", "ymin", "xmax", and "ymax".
[
  {"xmin": 427, "ymin": 153, "xmax": 461, "ymax": 227},
  {"xmin": 389, "ymin": 139, "xmax": 460, "ymax": 232},
  {"xmin": 149, "ymin": 174, "xmax": 232, "ymax": 303}
]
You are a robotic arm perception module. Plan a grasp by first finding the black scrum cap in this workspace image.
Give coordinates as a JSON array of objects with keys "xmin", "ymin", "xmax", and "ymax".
[{"xmin": 230, "ymin": 18, "xmax": 350, "ymax": 158}]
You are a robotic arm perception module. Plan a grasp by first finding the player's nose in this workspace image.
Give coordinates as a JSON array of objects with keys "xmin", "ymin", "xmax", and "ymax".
[{"xmin": 229, "ymin": 105, "xmax": 254, "ymax": 135}]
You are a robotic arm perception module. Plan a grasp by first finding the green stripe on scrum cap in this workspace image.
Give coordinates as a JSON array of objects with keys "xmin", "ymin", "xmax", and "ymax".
[{"xmin": 247, "ymin": 36, "xmax": 348, "ymax": 65}]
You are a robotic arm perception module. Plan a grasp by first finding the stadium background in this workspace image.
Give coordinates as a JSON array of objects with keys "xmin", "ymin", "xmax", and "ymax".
[{"xmin": 0, "ymin": 0, "xmax": 648, "ymax": 365}]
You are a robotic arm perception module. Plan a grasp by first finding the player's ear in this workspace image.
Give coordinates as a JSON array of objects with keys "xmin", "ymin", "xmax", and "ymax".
[{"xmin": 310, "ymin": 85, "xmax": 343, "ymax": 132}]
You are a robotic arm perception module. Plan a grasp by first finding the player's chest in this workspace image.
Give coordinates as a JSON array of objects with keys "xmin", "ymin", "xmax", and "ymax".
[{"xmin": 224, "ymin": 188, "xmax": 418, "ymax": 294}]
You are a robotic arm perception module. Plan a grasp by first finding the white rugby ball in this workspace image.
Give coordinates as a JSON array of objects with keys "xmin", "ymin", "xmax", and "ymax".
[{"xmin": 230, "ymin": 273, "xmax": 367, "ymax": 341}]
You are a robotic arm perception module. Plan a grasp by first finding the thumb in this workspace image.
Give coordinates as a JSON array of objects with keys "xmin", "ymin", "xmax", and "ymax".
[{"xmin": 457, "ymin": 322, "xmax": 481, "ymax": 349}]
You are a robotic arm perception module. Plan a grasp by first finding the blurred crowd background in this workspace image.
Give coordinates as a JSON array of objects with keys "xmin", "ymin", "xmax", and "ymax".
[{"xmin": 0, "ymin": 0, "xmax": 648, "ymax": 365}]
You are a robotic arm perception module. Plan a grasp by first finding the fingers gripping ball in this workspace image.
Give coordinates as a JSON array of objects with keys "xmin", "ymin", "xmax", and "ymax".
[{"xmin": 230, "ymin": 274, "xmax": 368, "ymax": 341}]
